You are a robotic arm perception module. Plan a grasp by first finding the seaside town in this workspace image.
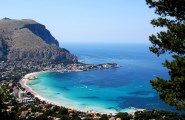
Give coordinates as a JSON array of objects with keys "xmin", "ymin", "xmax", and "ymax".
[
  {"xmin": 0, "ymin": 60, "xmax": 119, "ymax": 82},
  {"xmin": 1, "ymin": 61, "xmax": 185, "ymax": 120}
]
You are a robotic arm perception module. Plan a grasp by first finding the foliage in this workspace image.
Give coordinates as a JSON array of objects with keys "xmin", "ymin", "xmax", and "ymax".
[
  {"xmin": 59, "ymin": 107, "xmax": 68, "ymax": 115},
  {"xmin": 0, "ymin": 86, "xmax": 17, "ymax": 120},
  {"xmin": 52, "ymin": 106, "xmax": 60, "ymax": 113},
  {"xmin": 35, "ymin": 114, "xmax": 47, "ymax": 120},
  {"xmin": 45, "ymin": 109, "xmax": 53, "ymax": 116},
  {"xmin": 60, "ymin": 115, "xmax": 70, "ymax": 120},
  {"xmin": 83, "ymin": 117, "xmax": 93, "ymax": 120},
  {"xmin": 116, "ymin": 112, "xmax": 133, "ymax": 120},
  {"xmin": 146, "ymin": 0, "xmax": 185, "ymax": 110},
  {"xmin": 70, "ymin": 112, "xmax": 82, "ymax": 120},
  {"xmin": 134, "ymin": 110, "xmax": 185, "ymax": 120},
  {"xmin": 99, "ymin": 114, "xmax": 108, "ymax": 120}
]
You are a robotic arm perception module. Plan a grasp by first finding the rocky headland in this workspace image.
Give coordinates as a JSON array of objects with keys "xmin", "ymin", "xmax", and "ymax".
[
  {"xmin": 0, "ymin": 18, "xmax": 77, "ymax": 63},
  {"xmin": 0, "ymin": 18, "xmax": 119, "ymax": 81}
]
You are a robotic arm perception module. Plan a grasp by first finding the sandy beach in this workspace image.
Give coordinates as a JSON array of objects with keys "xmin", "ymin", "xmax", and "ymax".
[
  {"xmin": 19, "ymin": 71, "xmax": 138, "ymax": 115},
  {"xmin": 19, "ymin": 72, "xmax": 68, "ymax": 108},
  {"xmin": 19, "ymin": 71, "xmax": 99, "ymax": 114},
  {"xmin": 19, "ymin": 72, "xmax": 109, "ymax": 114}
]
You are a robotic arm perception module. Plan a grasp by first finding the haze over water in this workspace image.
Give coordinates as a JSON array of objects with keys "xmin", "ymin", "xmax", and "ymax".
[{"xmin": 28, "ymin": 43, "xmax": 177, "ymax": 113}]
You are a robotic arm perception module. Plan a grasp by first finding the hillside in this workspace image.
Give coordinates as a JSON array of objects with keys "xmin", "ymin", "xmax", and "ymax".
[{"xmin": 0, "ymin": 18, "xmax": 77, "ymax": 63}]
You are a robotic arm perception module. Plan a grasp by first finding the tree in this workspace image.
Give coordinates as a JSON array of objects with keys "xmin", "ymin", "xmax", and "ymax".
[
  {"xmin": 99, "ymin": 114, "xmax": 108, "ymax": 120},
  {"xmin": 146, "ymin": 0, "xmax": 185, "ymax": 110},
  {"xmin": 116, "ymin": 112, "xmax": 133, "ymax": 120},
  {"xmin": 134, "ymin": 110, "xmax": 185, "ymax": 119},
  {"xmin": 59, "ymin": 107, "xmax": 68, "ymax": 115}
]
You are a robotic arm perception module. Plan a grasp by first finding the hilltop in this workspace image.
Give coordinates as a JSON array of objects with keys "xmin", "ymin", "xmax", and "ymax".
[{"xmin": 0, "ymin": 18, "xmax": 77, "ymax": 63}]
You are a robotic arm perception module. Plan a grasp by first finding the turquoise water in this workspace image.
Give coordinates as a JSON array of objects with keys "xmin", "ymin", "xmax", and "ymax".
[{"xmin": 28, "ymin": 44, "xmax": 177, "ymax": 113}]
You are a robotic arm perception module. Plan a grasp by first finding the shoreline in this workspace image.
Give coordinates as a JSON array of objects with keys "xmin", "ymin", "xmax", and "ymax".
[
  {"xmin": 19, "ymin": 71, "xmax": 138, "ymax": 115},
  {"xmin": 19, "ymin": 71, "xmax": 73, "ymax": 109}
]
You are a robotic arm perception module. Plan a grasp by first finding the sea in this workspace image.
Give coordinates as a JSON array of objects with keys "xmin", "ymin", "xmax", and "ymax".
[{"xmin": 28, "ymin": 43, "xmax": 178, "ymax": 114}]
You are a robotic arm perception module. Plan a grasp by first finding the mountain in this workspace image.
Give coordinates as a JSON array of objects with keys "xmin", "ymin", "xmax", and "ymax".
[{"xmin": 0, "ymin": 18, "xmax": 77, "ymax": 64}]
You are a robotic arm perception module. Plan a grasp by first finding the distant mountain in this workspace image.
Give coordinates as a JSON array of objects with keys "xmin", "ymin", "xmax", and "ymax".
[{"xmin": 0, "ymin": 18, "xmax": 77, "ymax": 63}]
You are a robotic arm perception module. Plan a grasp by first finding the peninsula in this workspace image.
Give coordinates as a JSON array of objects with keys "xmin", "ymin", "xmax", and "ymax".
[{"xmin": 0, "ymin": 18, "xmax": 118, "ymax": 81}]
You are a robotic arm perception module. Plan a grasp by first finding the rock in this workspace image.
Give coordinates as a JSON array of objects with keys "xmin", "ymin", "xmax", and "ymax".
[
  {"xmin": 23, "ymin": 23, "xmax": 59, "ymax": 46},
  {"xmin": 0, "ymin": 18, "xmax": 77, "ymax": 64}
]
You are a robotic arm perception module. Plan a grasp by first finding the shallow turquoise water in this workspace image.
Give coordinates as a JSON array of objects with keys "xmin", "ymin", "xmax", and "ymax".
[{"xmin": 28, "ymin": 44, "xmax": 177, "ymax": 113}]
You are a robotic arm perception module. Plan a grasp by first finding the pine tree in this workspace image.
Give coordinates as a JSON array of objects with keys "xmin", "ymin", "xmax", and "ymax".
[{"xmin": 146, "ymin": 0, "xmax": 185, "ymax": 110}]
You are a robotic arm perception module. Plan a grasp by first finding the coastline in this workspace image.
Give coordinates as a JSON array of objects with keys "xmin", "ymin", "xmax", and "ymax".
[
  {"xmin": 19, "ymin": 71, "xmax": 138, "ymax": 115},
  {"xmin": 19, "ymin": 71, "xmax": 69, "ymax": 108},
  {"xmin": 19, "ymin": 71, "xmax": 100, "ymax": 113}
]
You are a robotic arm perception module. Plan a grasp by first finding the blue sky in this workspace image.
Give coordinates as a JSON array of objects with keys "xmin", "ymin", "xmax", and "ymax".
[{"xmin": 0, "ymin": 0, "xmax": 161, "ymax": 44}]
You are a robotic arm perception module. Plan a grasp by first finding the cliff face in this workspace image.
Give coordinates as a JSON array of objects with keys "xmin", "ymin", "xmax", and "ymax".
[
  {"xmin": 0, "ymin": 35, "xmax": 8, "ymax": 61},
  {"xmin": 0, "ymin": 18, "xmax": 77, "ymax": 63},
  {"xmin": 23, "ymin": 24, "xmax": 59, "ymax": 46}
]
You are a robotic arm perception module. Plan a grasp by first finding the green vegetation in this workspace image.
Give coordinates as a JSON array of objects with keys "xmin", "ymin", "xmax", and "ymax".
[
  {"xmin": 146, "ymin": 0, "xmax": 185, "ymax": 110},
  {"xmin": 134, "ymin": 110, "xmax": 185, "ymax": 120},
  {"xmin": 0, "ymin": 85, "xmax": 17, "ymax": 120},
  {"xmin": 99, "ymin": 114, "xmax": 108, "ymax": 120},
  {"xmin": 115, "ymin": 112, "xmax": 133, "ymax": 120}
]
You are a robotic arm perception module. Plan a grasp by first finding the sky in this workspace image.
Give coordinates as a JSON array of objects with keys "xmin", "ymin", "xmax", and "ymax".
[{"xmin": 0, "ymin": 0, "xmax": 161, "ymax": 45}]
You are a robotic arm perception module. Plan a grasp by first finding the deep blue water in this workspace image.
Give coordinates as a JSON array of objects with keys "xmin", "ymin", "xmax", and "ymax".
[{"xmin": 28, "ymin": 43, "xmax": 178, "ymax": 113}]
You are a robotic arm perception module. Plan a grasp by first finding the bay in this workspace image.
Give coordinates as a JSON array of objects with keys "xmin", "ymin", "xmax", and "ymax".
[{"xmin": 28, "ymin": 43, "xmax": 177, "ymax": 113}]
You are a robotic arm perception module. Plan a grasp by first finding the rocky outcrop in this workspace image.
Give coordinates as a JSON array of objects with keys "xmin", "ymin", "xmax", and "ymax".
[
  {"xmin": 8, "ymin": 47, "xmax": 77, "ymax": 63},
  {"xmin": 0, "ymin": 18, "xmax": 77, "ymax": 64},
  {"xmin": 0, "ymin": 36, "xmax": 8, "ymax": 61},
  {"xmin": 23, "ymin": 24, "xmax": 59, "ymax": 46}
]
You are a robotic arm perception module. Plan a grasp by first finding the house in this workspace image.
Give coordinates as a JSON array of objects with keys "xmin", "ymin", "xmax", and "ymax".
[
  {"xmin": 22, "ymin": 97, "xmax": 34, "ymax": 103},
  {"xmin": 18, "ymin": 90, "xmax": 27, "ymax": 98}
]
